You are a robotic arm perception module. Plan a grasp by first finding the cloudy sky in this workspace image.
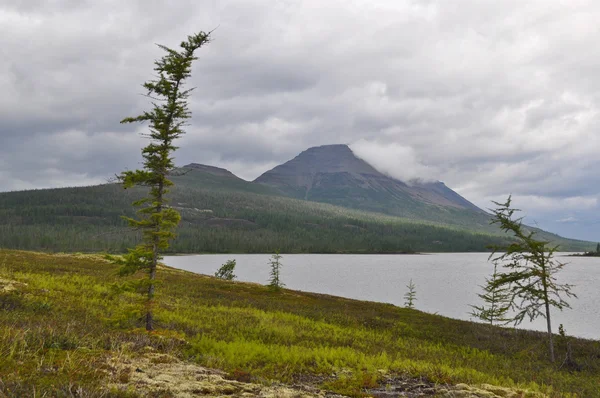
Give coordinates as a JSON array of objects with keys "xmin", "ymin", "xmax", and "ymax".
[{"xmin": 2, "ymin": 0, "xmax": 599, "ymax": 241}]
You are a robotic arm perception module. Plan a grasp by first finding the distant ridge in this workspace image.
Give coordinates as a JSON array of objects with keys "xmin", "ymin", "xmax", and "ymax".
[{"xmin": 0, "ymin": 144, "xmax": 593, "ymax": 253}]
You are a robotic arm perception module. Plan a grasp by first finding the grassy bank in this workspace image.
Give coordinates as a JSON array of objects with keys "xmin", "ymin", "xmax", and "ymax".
[{"xmin": 1, "ymin": 249, "xmax": 599, "ymax": 397}]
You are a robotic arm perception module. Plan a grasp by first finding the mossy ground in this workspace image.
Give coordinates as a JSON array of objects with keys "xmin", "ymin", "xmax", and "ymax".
[{"xmin": 0, "ymin": 249, "xmax": 599, "ymax": 397}]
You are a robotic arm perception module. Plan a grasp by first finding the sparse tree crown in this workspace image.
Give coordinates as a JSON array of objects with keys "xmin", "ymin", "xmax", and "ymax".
[{"xmin": 486, "ymin": 196, "xmax": 576, "ymax": 362}]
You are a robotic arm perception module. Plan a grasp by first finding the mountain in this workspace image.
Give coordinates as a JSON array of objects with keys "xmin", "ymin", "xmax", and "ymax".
[
  {"xmin": 254, "ymin": 144, "xmax": 488, "ymax": 227},
  {"xmin": 0, "ymin": 145, "xmax": 594, "ymax": 253},
  {"xmin": 254, "ymin": 144, "xmax": 480, "ymax": 210},
  {"xmin": 174, "ymin": 163, "xmax": 278, "ymax": 195}
]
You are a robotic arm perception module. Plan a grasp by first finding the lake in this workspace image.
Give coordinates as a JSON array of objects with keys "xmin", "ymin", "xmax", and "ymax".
[{"xmin": 163, "ymin": 253, "xmax": 599, "ymax": 340}]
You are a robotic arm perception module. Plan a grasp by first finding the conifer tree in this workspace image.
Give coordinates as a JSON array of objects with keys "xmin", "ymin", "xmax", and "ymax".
[
  {"xmin": 403, "ymin": 279, "xmax": 417, "ymax": 309},
  {"xmin": 470, "ymin": 263, "xmax": 512, "ymax": 325},
  {"xmin": 215, "ymin": 259, "xmax": 237, "ymax": 281},
  {"xmin": 268, "ymin": 251, "xmax": 284, "ymax": 291},
  {"xmin": 115, "ymin": 32, "xmax": 210, "ymax": 331},
  {"xmin": 488, "ymin": 196, "xmax": 576, "ymax": 362}
]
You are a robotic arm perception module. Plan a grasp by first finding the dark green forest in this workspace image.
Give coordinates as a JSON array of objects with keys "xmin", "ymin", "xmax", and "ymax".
[{"xmin": 0, "ymin": 169, "xmax": 593, "ymax": 253}]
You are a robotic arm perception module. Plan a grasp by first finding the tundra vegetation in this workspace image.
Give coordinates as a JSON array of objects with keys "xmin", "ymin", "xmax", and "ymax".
[{"xmin": 1, "ymin": 250, "xmax": 600, "ymax": 397}]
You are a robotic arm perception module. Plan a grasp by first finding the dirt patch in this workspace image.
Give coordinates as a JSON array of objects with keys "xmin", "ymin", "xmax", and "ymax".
[
  {"xmin": 367, "ymin": 375, "xmax": 442, "ymax": 397},
  {"xmin": 367, "ymin": 377, "xmax": 547, "ymax": 398},
  {"xmin": 438, "ymin": 383, "xmax": 547, "ymax": 398}
]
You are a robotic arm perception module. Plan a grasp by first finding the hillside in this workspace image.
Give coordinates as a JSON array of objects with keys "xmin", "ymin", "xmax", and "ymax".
[
  {"xmin": 176, "ymin": 163, "xmax": 280, "ymax": 195},
  {"xmin": 0, "ymin": 180, "xmax": 508, "ymax": 254},
  {"xmin": 1, "ymin": 250, "xmax": 599, "ymax": 397},
  {"xmin": 0, "ymin": 157, "xmax": 594, "ymax": 253}
]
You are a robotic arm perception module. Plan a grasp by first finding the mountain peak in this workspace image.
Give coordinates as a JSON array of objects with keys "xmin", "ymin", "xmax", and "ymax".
[
  {"xmin": 281, "ymin": 144, "xmax": 380, "ymax": 175},
  {"xmin": 303, "ymin": 144, "xmax": 352, "ymax": 153},
  {"xmin": 254, "ymin": 144, "xmax": 380, "ymax": 199},
  {"xmin": 255, "ymin": 143, "xmax": 483, "ymax": 213}
]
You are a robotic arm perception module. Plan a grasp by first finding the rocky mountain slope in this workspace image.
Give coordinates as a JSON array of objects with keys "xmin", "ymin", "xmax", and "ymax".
[{"xmin": 254, "ymin": 144, "xmax": 486, "ymax": 223}]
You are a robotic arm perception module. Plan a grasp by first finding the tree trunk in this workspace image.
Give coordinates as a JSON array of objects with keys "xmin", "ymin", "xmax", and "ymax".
[
  {"xmin": 541, "ymin": 256, "xmax": 555, "ymax": 362},
  {"xmin": 545, "ymin": 300, "xmax": 554, "ymax": 362},
  {"xmin": 146, "ymin": 179, "xmax": 164, "ymax": 332},
  {"xmin": 146, "ymin": 241, "xmax": 157, "ymax": 331}
]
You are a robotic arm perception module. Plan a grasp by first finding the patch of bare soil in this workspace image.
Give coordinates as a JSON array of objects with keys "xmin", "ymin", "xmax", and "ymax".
[{"xmin": 368, "ymin": 376, "xmax": 547, "ymax": 398}]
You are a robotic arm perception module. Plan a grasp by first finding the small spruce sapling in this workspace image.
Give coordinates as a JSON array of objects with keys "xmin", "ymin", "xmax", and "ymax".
[
  {"xmin": 404, "ymin": 279, "xmax": 417, "ymax": 309},
  {"xmin": 268, "ymin": 250, "xmax": 284, "ymax": 291},
  {"xmin": 556, "ymin": 324, "xmax": 578, "ymax": 370},
  {"xmin": 470, "ymin": 263, "xmax": 512, "ymax": 325},
  {"xmin": 215, "ymin": 259, "xmax": 237, "ymax": 281}
]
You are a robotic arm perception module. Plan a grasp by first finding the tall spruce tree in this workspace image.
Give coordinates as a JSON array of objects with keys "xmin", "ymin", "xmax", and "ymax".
[
  {"xmin": 488, "ymin": 196, "xmax": 576, "ymax": 362},
  {"xmin": 115, "ymin": 32, "xmax": 210, "ymax": 331}
]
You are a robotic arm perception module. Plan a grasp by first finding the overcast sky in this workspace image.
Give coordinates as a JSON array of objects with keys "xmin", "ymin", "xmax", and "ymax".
[{"xmin": 2, "ymin": 0, "xmax": 599, "ymax": 241}]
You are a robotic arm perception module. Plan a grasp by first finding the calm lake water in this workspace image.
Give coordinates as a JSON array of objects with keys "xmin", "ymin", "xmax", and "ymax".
[{"xmin": 163, "ymin": 253, "xmax": 599, "ymax": 340}]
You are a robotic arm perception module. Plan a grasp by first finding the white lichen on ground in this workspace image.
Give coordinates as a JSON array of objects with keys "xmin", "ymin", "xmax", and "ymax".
[
  {"xmin": 0, "ymin": 277, "xmax": 27, "ymax": 292},
  {"xmin": 105, "ymin": 351, "xmax": 547, "ymax": 398},
  {"xmin": 107, "ymin": 352, "xmax": 344, "ymax": 398}
]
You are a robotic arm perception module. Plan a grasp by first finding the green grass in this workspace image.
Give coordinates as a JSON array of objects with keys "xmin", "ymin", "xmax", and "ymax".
[{"xmin": 1, "ymin": 249, "xmax": 599, "ymax": 397}]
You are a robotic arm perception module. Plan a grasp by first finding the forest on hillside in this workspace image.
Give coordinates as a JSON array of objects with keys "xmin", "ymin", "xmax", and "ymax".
[
  {"xmin": 0, "ymin": 180, "xmax": 593, "ymax": 253},
  {"xmin": 0, "ymin": 184, "xmax": 511, "ymax": 253}
]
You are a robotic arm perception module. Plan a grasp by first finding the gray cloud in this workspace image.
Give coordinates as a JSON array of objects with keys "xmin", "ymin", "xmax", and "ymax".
[
  {"xmin": 1, "ymin": 0, "xmax": 600, "ymax": 240},
  {"xmin": 350, "ymin": 139, "xmax": 438, "ymax": 183}
]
